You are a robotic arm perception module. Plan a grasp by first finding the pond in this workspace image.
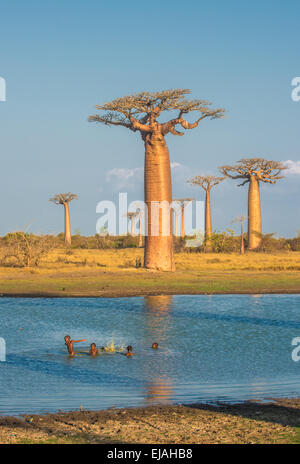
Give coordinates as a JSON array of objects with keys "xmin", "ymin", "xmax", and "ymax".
[{"xmin": 0, "ymin": 294, "xmax": 300, "ymax": 416}]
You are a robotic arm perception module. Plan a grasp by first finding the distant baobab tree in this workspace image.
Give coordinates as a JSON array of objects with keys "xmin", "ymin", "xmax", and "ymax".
[
  {"xmin": 137, "ymin": 209, "xmax": 143, "ymax": 247},
  {"xmin": 49, "ymin": 193, "xmax": 78, "ymax": 246},
  {"xmin": 220, "ymin": 158, "xmax": 285, "ymax": 250},
  {"xmin": 188, "ymin": 175, "xmax": 225, "ymax": 251},
  {"xmin": 173, "ymin": 199, "xmax": 194, "ymax": 238},
  {"xmin": 89, "ymin": 89, "xmax": 225, "ymax": 271},
  {"xmin": 232, "ymin": 215, "xmax": 246, "ymax": 254},
  {"xmin": 127, "ymin": 212, "xmax": 138, "ymax": 236},
  {"xmin": 172, "ymin": 202, "xmax": 181, "ymax": 237}
]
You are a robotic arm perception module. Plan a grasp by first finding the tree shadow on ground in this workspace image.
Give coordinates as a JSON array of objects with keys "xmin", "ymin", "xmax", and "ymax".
[{"xmin": 187, "ymin": 399, "xmax": 300, "ymax": 428}]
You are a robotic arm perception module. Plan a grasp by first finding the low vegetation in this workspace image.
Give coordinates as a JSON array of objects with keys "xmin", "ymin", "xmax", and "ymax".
[{"xmin": 0, "ymin": 231, "xmax": 300, "ymax": 270}]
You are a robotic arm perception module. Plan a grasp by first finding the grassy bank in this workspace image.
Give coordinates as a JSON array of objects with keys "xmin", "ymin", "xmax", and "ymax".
[
  {"xmin": 1, "ymin": 399, "xmax": 300, "ymax": 444},
  {"xmin": 0, "ymin": 249, "xmax": 300, "ymax": 297}
]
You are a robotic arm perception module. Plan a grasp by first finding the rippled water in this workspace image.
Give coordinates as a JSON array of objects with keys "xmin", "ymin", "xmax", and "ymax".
[{"xmin": 0, "ymin": 294, "xmax": 300, "ymax": 416}]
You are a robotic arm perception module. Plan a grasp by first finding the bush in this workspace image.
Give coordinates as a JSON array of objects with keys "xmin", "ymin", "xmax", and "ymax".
[{"xmin": 0, "ymin": 232, "xmax": 56, "ymax": 267}]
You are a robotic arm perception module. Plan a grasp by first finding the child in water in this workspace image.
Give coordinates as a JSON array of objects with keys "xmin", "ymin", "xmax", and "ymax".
[
  {"xmin": 64, "ymin": 335, "xmax": 86, "ymax": 356},
  {"xmin": 89, "ymin": 343, "xmax": 99, "ymax": 356},
  {"xmin": 125, "ymin": 345, "xmax": 134, "ymax": 357},
  {"xmin": 152, "ymin": 342, "xmax": 158, "ymax": 349}
]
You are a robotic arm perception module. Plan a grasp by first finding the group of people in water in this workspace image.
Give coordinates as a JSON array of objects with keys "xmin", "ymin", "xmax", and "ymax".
[{"xmin": 64, "ymin": 335, "xmax": 158, "ymax": 357}]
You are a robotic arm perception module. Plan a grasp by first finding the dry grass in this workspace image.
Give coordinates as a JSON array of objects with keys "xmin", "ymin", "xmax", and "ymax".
[
  {"xmin": 0, "ymin": 249, "xmax": 299, "ymax": 296},
  {"xmin": 3, "ymin": 248, "xmax": 299, "ymax": 273}
]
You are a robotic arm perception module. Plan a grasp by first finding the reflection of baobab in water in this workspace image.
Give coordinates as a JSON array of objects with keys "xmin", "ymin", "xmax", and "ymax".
[
  {"xmin": 220, "ymin": 158, "xmax": 285, "ymax": 250},
  {"xmin": 188, "ymin": 175, "xmax": 225, "ymax": 251},
  {"xmin": 49, "ymin": 193, "xmax": 78, "ymax": 246},
  {"xmin": 143, "ymin": 295, "xmax": 173, "ymax": 404},
  {"xmin": 89, "ymin": 89, "xmax": 225, "ymax": 271},
  {"xmin": 144, "ymin": 295, "xmax": 173, "ymax": 314}
]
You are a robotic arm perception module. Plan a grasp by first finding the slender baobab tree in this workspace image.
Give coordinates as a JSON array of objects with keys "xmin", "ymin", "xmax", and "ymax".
[
  {"xmin": 173, "ymin": 198, "xmax": 194, "ymax": 238},
  {"xmin": 172, "ymin": 201, "xmax": 181, "ymax": 237},
  {"xmin": 137, "ymin": 209, "xmax": 143, "ymax": 247},
  {"xmin": 188, "ymin": 175, "xmax": 225, "ymax": 251},
  {"xmin": 127, "ymin": 212, "xmax": 138, "ymax": 236},
  {"xmin": 49, "ymin": 193, "xmax": 78, "ymax": 246},
  {"xmin": 89, "ymin": 89, "xmax": 225, "ymax": 271},
  {"xmin": 220, "ymin": 158, "xmax": 285, "ymax": 250},
  {"xmin": 232, "ymin": 215, "xmax": 246, "ymax": 254}
]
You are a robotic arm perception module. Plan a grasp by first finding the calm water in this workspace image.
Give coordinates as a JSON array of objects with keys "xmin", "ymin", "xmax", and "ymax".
[{"xmin": 0, "ymin": 294, "xmax": 300, "ymax": 416}]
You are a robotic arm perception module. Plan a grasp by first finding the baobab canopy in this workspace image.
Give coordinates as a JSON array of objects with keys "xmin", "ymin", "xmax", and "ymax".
[
  {"xmin": 219, "ymin": 158, "xmax": 286, "ymax": 186},
  {"xmin": 188, "ymin": 175, "xmax": 225, "ymax": 190},
  {"xmin": 49, "ymin": 193, "xmax": 78, "ymax": 205},
  {"xmin": 88, "ymin": 89, "xmax": 225, "ymax": 138}
]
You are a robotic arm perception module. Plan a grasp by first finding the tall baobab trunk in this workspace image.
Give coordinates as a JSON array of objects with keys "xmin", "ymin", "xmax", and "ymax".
[
  {"xmin": 181, "ymin": 205, "xmax": 185, "ymax": 238},
  {"xmin": 248, "ymin": 176, "xmax": 262, "ymax": 250},
  {"xmin": 131, "ymin": 217, "xmax": 135, "ymax": 236},
  {"xmin": 64, "ymin": 202, "xmax": 71, "ymax": 246},
  {"xmin": 205, "ymin": 189, "xmax": 212, "ymax": 251},
  {"xmin": 144, "ymin": 134, "xmax": 174, "ymax": 271}
]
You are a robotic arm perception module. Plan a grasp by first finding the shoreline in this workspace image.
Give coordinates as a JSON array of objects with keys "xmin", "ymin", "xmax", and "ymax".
[
  {"xmin": 1, "ymin": 398, "xmax": 300, "ymax": 444},
  {"xmin": 1, "ymin": 290, "xmax": 300, "ymax": 298}
]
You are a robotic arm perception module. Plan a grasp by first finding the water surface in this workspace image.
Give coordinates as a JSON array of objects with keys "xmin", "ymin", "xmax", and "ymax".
[{"xmin": 0, "ymin": 294, "xmax": 300, "ymax": 416}]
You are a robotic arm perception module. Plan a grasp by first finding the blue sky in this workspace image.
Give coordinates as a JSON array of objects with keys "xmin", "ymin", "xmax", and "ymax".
[{"xmin": 0, "ymin": 0, "xmax": 299, "ymax": 237}]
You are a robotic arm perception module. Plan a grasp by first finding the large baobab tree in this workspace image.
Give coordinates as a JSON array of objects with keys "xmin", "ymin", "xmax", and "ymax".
[
  {"xmin": 89, "ymin": 89, "xmax": 225, "ymax": 271},
  {"xmin": 220, "ymin": 158, "xmax": 285, "ymax": 250},
  {"xmin": 188, "ymin": 175, "xmax": 225, "ymax": 251},
  {"xmin": 49, "ymin": 193, "xmax": 78, "ymax": 246}
]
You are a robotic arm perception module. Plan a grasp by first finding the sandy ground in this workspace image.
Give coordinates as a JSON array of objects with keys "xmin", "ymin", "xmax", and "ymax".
[{"xmin": 1, "ymin": 399, "xmax": 300, "ymax": 444}]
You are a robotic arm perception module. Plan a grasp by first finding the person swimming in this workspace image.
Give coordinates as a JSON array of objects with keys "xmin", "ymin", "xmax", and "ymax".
[
  {"xmin": 89, "ymin": 343, "xmax": 99, "ymax": 356},
  {"xmin": 64, "ymin": 335, "xmax": 86, "ymax": 356},
  {"xmin": 152, "ymin": 342, "xmax": 158, "ymax": 349},
  {"xmin": 125, "ymin": 345, "xmax": 134, "ymax": 357}
]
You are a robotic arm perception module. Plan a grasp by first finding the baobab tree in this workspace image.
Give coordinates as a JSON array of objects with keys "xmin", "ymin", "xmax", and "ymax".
[
  {"xmin": 127, "ymin": 212, "xmax": 138, "ymax": 236},
  {"xmin": 232, "ymin": 215, "xmax": 246, "ymax": 254},
  {"xmin": 89, "ymin": 89, "xmax": 225, "ymax": 271},
  {"xmin": 172, "ymin": 201, "xmax": 181, "ymax": 237},
  {"xmin": 220, "ymin": 158, "xmax": 285, "ymax": 250},
  {"xmin": 188, "ymin": 175, "xmax": 225, "ymax": 251},
  {"xmin": 49, "ymin": 193, "xmax": 78, "ymax": 246},
  {"xmin": 137, "ymin": 209, "xmax": 143, "ymax": 247},
  {"xmin": 173, "ymin": 198, "xmax": 194, "ymax": 238}
]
